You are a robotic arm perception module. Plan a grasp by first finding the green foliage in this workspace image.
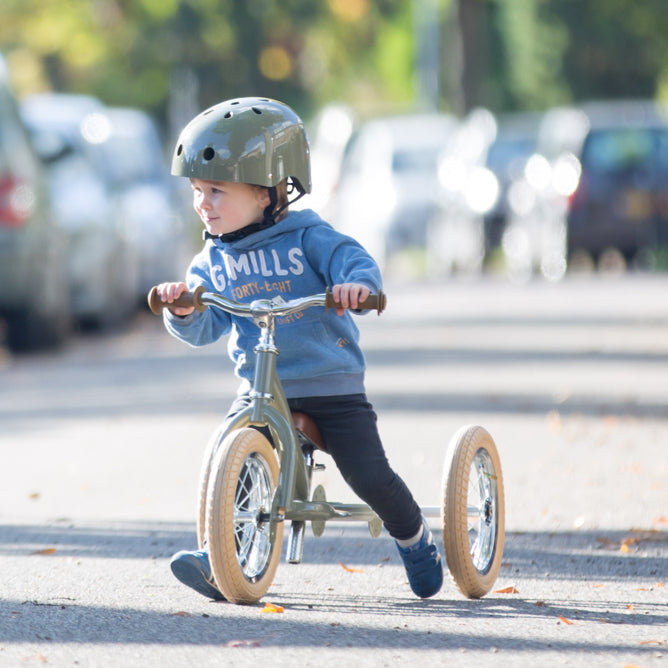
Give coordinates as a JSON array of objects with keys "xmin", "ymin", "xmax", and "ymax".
[{"xmin": 493, "ymin": 0, "xmax": 570, "ymax": 110}]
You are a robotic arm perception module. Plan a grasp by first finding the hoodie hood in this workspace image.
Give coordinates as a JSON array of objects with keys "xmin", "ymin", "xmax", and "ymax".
[{"xmin": 207, "ymin": 209, "xmax": 325, "ymax": 252}]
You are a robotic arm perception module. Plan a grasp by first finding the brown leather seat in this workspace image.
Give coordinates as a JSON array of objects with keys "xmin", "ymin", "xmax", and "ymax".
[{"xmin": 291, "ymin": 411, "xmax": 328, "ymax": 452}]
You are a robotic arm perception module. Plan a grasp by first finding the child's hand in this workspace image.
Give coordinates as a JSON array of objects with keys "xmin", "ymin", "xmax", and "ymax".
[
  {"xmin": 331, "ymin": 283, "xmax": 371, "ymax": 316},
  {"xmin": 156, "ymin": 281, "xmax": 195, "ymax": 316}
]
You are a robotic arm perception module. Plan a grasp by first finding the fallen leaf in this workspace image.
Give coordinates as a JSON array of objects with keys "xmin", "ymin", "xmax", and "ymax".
[
  {"xmin": 339, "ymin": 561, "xmax": 364, "ymax": 573},
  {"xmin": 592, "ymin": 583, "xmax": 604, "ymax": 588},
  {"xmin": 379, "ymin": 556, "xmax": 391, "ymax": 563},
  {"xmin": 224, "ymin": 639, "xmax": 261, "ymax": 648},
  {"xmin": 493, "ymin": 586, "xmax": 519, "ymax": 594},
  {"xmin": 620, "ymin": 543, "xmax": 630, "ymax": 553},
  {"xmin": 653, "ymin": 516, "xmax": 668, "ymax": 525},
  {"xmin": 558, "ymin": 615, "xmax": 575, "ymax": 625},
  {"xmin": 627, "ymin": 604, "xmax": 635, "ymax": 612},
  {"xmin": 169, "ymin": 611, "xmax": 192, "ymax": 617},
  {"xmin": 260, "ymin": 602, "xmax": 283, "ymax": 613},
  {"xmin": 29, "ymin": 493, "xmax": 40, "ymax": 501},
  {"xmin": 535, "ymin": 601, "xmax": 546, "ymax": 607},
  {"xmin": 31, "ymin": 548, "xmax": 57, "ymax": 556},
  {"xmin": 640, "ymin": 639, "xmax": 667, "ymax": 646}
]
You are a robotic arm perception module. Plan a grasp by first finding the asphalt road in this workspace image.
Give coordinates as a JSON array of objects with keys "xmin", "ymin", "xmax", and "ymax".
[{"xmin": 0, "ymin": 274, "xmax": 666, "ymax": 667}]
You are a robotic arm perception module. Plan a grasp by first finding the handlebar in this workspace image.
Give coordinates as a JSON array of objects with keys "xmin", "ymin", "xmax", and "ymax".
[{"xmin": 147, "ymin": 285, "xmax": 386, "ymax": 318}]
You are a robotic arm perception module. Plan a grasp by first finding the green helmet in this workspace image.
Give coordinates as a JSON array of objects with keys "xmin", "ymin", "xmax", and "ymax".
[{"xmin": 171, "ymin": 97, "xmax": 311, "ymax": 194}]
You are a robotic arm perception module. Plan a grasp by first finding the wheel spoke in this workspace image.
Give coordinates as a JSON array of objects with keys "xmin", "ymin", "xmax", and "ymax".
[
  {"xmin": 231, "ymin": 454, "xmax": 275, "ymax": 579},
  {"xmin": 467, "ymin": 448, "xmax": 498, "ymax": 573}
]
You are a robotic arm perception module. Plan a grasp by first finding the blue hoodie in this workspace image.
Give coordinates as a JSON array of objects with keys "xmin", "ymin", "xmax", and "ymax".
[{"xmin": 164, "ymin": 208, "xmax": 382, "ymax": 398}]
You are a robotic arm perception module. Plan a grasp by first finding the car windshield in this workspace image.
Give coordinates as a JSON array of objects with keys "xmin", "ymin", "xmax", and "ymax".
[
  {"xmin": 391, "ymin": 147, "xmax": 441, "ymax": 174},
  {"xmin": 485, "ymin": 136, "xmax": 534, "ymax": 173},
  {"xmin": 581, "ymin": 126, "xmax": 668, "ymax": 175}
]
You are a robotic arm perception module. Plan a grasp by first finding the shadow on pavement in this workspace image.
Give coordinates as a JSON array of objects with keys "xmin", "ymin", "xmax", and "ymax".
[
  {"xmin": 0, "ymin": 521, "xmax": 665, "ymax": 579},
  {"xmin": 0, "ymin": 522, "xmax": 665, "ymax": 657}
]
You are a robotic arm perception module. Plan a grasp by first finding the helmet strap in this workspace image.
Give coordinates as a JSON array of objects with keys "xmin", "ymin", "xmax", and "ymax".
[
  {"xmin": 263, "ymin": 186, "xmax": 279, "ymax": 224},
  {"xmin": 264, "ymin": 179, "xmax": 307, "ymax": 222}
]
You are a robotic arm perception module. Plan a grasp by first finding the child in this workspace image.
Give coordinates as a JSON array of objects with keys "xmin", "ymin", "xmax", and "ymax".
[{"xmin": 155, "ymin": 97, "xmax": 443, "ymax": 600}]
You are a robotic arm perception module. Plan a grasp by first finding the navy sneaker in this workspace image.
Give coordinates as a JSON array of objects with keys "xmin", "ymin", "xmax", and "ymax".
[
  {"xmin": 395, "ymin": 520, "xmax": 443, "ymax": 598},
  {"xmin": 170, "ymin": 549, "xmax": 226, "ymax": 601}
]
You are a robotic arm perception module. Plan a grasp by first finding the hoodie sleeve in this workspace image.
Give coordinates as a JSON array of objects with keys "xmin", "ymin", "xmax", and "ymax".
[
  {"xmin": 162, "ymin": 250, "xmax": 234, "ymax": 347},
  {"xmin": 302, "ymin": 222, "xmax": 383, "ymax": 292}
]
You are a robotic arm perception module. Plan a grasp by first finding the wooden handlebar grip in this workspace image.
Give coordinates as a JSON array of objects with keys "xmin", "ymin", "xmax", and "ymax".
[
  {"xmin": 147, "ymin": 285, "xmax": 206, "ymax": 315},
  {"xmin": 325, "ymin": 288, "xmax": 386, "ymax": 314}
]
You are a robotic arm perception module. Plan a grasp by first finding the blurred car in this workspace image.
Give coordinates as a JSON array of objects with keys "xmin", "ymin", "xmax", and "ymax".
[
  {"xmin": 21, "ymin": 93, "xmax": 139, "ymax": 327},
  {"xmin": 481, "ymin": 112, "xmax": 541, "ymax": 255},
  {"xmin": 502, "ymin": 100, "xmax": 668, "ymax": 280},
  {"xmin": 427, "ymin": 108, "xmax": 499, "ymax": 275},
  {"xmin": 568, "ymin": 101, "xmax": 668, "ymax": 266},
  {"xmin": 98, "ymin": 107, "xmax": 185, "ymax": 297},
  {"xmin": 0, "ymin": 55, "xmax": 70, "ymax": 352},
  {"xmin": 330, "ymin": 112, "xmax": 459, "ymax": 271}
]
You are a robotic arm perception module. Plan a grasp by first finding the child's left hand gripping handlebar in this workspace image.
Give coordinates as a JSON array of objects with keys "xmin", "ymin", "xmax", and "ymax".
[
  {"xmin": 147, "ymin": 285, "xmax": 207, "ymax": 315},
  {"xmin": 324, "ymin": 288, "xmax": 386, "ymax": 314}
]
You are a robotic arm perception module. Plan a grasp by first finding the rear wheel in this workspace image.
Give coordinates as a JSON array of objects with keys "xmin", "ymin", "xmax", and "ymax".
[
  {"xmin": 206, "ymin": 428, "xmax": 283, "ymax": 604},
  {"xmin": 442, "ymin": 425, "xmax": 505, "ymax": 598}
]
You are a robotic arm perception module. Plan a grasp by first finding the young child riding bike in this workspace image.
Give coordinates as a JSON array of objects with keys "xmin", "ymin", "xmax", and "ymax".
[{"xmin": 155, "ymin": 96, "xmax": 443, "ymax": 600}]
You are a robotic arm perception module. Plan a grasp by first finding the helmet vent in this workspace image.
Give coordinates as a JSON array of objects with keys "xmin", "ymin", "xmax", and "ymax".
[
  {"xmin": 202, "ymin": 147, "xmax": 215, "ymax": 161},
  {"xmin": 176, "ymin": 144, "xmax": 183, "ymax": 156},
  {"xmin": 251, "ymin": 107, "xmax": 262, "ymax": 115}
]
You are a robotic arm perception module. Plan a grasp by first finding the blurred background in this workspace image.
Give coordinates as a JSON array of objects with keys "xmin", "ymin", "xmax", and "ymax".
[{"xmin": 2, "ymin": 0, "xmax": 668, "ymax": 351}]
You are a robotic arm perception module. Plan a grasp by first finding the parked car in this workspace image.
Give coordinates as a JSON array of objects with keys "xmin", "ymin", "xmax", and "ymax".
[
  {"xmin": 331, "ymin": 112, "xmax": 459, "ymax": 271},
  {"xmin": 481, "ymin": 112, "xmax": 541, "ymax": 256},
  {"xmin": 0, "ymin": 55, "xmax": 70, "ymax": 352},
  {"xmin": 21, "ymin": 93, "xmax": 139, "ymax": 327},
  {"xmin": 502, "ymin": 100, "xmax": 668, "ymax": 280},
  {"xmin": 98, "ymin": 107, "xmax": 185, "ymax": 297},
  {"xmin": 567, "ymin": 101, "xmax": 668, "ymax": 266},
  {"xmin": 426, "ymin": 108, "xmax": 498, "ymax": 275}
]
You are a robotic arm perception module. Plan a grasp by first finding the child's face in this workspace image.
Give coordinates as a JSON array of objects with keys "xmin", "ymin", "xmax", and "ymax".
[{"xmin": 190, "ymin": 178, "xmax": 270, "ymax": 236}]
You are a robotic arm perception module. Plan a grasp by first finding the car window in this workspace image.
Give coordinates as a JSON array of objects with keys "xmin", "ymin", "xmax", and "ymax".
[
  {"xmin": 391, "ymin": 148, "xmax": 440, "ymax": 174},
  {"xmin": 0, "ymin": 84, "xmax": 38, "ymax": 179},
  {"xmin": 581, "ymin": 127, "xmax": 668, "ymax": 174}
]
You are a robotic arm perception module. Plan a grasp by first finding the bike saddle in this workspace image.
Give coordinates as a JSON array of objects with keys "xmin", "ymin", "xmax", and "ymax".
[{"xmin": 291, "ymin": 412, "xmax": 328, "ymax": 452}]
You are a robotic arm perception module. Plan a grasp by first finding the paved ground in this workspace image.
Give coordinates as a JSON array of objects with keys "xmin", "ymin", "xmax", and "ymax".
[{"xmin": 0, "ymin": 274, "xmax": 666, "ymax": 666}]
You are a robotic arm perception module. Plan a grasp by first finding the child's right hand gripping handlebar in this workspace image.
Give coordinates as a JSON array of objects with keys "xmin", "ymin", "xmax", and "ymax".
[{"xmin": 147, "ymin": 285, "xmax": 386, "ymax": 315}]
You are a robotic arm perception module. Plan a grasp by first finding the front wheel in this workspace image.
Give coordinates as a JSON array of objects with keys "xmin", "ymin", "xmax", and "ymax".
[
  {"xmin": 442, "ymin": 425, "xmax": 505, "ymax": 598},
  {"xmin": 206, "ymin": 428, "xmax": 283, "ymax": 604},
  {"xmin": 197, "ymin": 425, "xmax": 229, "ymax": 549}
]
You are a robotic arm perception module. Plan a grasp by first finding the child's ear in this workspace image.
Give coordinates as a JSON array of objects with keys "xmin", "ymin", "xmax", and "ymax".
[{"xmin": 256, "ymin": 187, "xmax": 271, "ymax": 208}]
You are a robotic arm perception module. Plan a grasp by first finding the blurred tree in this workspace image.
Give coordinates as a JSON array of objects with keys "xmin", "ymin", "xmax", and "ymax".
[
  {"xmin": 554, "ymin": 0, "xmax": 668, "ymax": 102},
  {"xmin": 3, "ymin": 0, "xmax": 668, "ymax": 126},
  {"xmin": 448, "ymin": 0, "xmax": 668, "ymax": 114},
  {"xmin": 0, "ymin": 0, "xmax": 413, "ymax": 125}
]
